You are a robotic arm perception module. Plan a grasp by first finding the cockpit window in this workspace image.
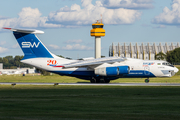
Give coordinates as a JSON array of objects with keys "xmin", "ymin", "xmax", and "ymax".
[{"xmin": 162, "ymin": 62, "xmax": 174, "ymax": 67}]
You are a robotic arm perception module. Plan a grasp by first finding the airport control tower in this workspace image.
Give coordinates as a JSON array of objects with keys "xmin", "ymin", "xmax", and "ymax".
[{"xmin": 90, "ymin": 20, "xmax": 105, "ymax": 59}]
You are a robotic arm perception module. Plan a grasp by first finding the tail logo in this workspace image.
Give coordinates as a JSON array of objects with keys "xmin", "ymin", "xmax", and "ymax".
[{"xmin": 22, "ymin": 42, "xmax": 40, "ymax": 48}]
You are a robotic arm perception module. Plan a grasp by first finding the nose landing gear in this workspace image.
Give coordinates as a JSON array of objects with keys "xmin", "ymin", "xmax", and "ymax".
[{"xmin": 145, "ymin": 78, "xmax": 149, "ymax": 83}]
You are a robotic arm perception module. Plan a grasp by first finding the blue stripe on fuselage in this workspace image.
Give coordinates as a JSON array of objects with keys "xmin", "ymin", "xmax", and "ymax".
[
  {"xmin": 50, "ymin": 70, "xmax": 95, "ymax": 76},
  {"xmin": 50, "ymin": 70, "xmax": 156, "ymax": 78},
  {"xmin": 123, "ymin": 70, "xmax": 156, "ymax": 78}
]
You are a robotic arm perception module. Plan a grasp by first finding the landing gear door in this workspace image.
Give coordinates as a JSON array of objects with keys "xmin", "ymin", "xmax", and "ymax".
[{"xmin": 144, "ymin": 66, "xmax": 150, "ymax": 75}]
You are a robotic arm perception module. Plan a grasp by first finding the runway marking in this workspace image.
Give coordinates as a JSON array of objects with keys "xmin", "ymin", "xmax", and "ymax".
[{"xmin": 1, "ymin": 82, "xmax": 180, "ymax": 86}]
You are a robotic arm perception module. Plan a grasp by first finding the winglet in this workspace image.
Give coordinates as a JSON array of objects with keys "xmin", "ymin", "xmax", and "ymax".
[{"xmin": 3, "ymin": 27, "xmax": 44, "ymax": 34}]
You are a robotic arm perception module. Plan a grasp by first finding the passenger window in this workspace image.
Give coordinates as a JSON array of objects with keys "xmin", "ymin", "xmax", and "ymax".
[{"xmin": 157, "ymin": 63, "xmax": 161, "ymax": 65}]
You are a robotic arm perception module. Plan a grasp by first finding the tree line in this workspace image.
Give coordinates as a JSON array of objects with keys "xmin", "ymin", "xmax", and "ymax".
[
  {"xmin": 0, "ymin": 55, "xmax": 72, "ymax": 69},
  {"xmin": 155, "ymin": 47, "xmax": 180, "ymax": 64},
  {"xmin": 0, "ymin": 56, "xmax": 32, "ymax": 69}
]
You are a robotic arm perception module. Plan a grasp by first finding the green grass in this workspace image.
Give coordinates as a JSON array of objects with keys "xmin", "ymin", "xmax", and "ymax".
[
  {"xmin": 1, "ymin": 74, "xmax": 180, "ymax": 83},
  {"xmin": 0, "ymin": 66, "xmax": 180, "ymax": 83},
  {"xmin": 0, "ymin": 85, "xmax": 180, "ymax": 120},
  {"xmin": 0, "ymin": 74, "xmax": 87, "ymax": 83},
  {"xmin": 113, "ymin": 76, "xmax": 180, "ymax": 83}
]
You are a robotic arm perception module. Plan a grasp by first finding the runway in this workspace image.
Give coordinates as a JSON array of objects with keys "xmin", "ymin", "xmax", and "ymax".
[{"xmin": 1, "ymin": 82, "xmax": 180, "ymax": 86}]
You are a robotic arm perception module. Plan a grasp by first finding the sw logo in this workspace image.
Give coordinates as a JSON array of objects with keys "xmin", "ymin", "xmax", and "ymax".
[{"xmin": 22, "ymin": 42, "xmax": 40, "ymax": 48}]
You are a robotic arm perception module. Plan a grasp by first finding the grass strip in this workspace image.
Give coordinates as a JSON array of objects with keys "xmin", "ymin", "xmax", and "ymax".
[{"xmin": 0, "ymin": 85, "xmax": 180, "ymax": 120}]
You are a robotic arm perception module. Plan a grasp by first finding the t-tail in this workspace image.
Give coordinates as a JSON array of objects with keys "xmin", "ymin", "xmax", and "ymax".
[
  {"xmin": 3, "ymin": 27, "xmax": 74, "ymax": 71},
  {"xmin": 3, "ymin": 28, "xmax": 58, "ymax": 60}
]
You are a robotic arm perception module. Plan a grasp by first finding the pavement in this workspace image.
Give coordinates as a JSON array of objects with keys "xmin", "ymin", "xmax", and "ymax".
[{"xmin": 1, "ymin": 82, "xmax": 180, "ymax": 86}]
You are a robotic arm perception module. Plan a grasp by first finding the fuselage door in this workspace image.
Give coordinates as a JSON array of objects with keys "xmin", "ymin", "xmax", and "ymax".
[{"xmin": 144, "ymin": 66, "xmax": 150, "ymax": 75}]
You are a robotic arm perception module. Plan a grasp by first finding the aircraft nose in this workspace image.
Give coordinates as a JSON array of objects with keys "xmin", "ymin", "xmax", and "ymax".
[
  {"xmin": 174, "ymin": 67, "xmax": 179, "ymax": 73},
  {"xmin": 170, "ymin": 67, "xmax": 179, "ymax": 76}
]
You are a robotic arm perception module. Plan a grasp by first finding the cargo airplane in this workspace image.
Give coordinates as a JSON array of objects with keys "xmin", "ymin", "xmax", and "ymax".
[{"xmin": 4, "ymin": 28, "xmax": 179, "ymax": 83}]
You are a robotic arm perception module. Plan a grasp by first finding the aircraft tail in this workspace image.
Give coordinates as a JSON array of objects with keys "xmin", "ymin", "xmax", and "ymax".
[{"xmin": 4, "ymin": 28, "xmax": 55, "ymax": 60}]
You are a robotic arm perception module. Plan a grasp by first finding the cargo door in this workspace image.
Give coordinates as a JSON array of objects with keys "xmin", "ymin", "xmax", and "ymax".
[{"xmin": 144, "ymin": 66, "xmax": 150, "ymax": 75}]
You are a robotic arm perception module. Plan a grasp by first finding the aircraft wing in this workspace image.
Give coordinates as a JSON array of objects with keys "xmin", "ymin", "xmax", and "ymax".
[{"xmin": 62, "ymin": 57, "xmax": 126, "ymax": 68}]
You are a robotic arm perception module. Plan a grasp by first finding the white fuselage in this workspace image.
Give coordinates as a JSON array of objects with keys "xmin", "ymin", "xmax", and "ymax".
[{"xmin": 21, "ymin": 57, "xmax": 179, "ymax": 78}]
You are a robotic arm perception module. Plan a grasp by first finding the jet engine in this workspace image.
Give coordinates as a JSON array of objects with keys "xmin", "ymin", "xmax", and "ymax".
[{"xmin": 95, "ymin": 66, "xmax": 129, "ymax": 76}]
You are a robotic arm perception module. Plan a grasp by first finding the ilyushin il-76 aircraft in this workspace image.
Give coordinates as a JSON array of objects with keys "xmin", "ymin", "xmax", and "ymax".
[{"xmin": 4, "ymin": 28, "xmax": 179, "ymax": 83}]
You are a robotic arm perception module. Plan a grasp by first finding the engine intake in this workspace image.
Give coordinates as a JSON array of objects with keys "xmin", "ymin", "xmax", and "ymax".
[{"xmin": 95, "ymin": 66, "xmax": 129, "ymax": 76}]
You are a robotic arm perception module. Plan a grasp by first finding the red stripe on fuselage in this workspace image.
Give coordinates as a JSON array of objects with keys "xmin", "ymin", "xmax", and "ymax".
[{"xmin": 53, "ymin": 66, "xmax": 64, "ymax": 67}]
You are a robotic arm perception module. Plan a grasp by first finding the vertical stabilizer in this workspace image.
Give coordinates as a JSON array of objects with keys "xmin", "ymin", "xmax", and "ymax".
[{"xmin": 4, "ymin": 28, "xmax": 54, "ymax": 60}]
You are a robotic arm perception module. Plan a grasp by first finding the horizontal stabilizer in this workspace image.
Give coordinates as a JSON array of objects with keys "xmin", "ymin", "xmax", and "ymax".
[{"xmin": 3, "ymin": 27, "xmax": 44, "ymax": 34}]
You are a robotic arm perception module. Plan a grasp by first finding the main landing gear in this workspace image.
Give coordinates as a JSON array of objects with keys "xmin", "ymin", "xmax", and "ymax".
[
  {"xmin": 90, "ymin": 77, "xmax": 110, "ymax": 83},
  {"xmin": 145, "ymin": 78, "xmax": 150, "ymax": 83}
]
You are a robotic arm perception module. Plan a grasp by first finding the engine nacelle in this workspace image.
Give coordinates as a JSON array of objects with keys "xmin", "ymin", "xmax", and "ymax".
[{"xmin": 95, "ymin": 66, "xmax": 129, "ymax": 76}]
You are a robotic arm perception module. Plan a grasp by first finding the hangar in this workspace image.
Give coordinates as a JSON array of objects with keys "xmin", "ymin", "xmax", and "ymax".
[{"xmin": 109, "ymin": 42, "xmax": 180, "ymax": 60}]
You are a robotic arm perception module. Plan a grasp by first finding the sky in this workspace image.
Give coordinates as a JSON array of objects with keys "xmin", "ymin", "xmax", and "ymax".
[{"xmin": 0, "ymin": 0, "xmax": 180, "ymax": 59}]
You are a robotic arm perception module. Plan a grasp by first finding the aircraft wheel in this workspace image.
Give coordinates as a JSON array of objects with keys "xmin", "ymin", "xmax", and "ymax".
[
  {"xmin": 104, "ymin": 79, "xmax": 110, "ymax": 83},
  {"xmin": 90, "ymin": 79, "xmax": 96, "ymax": 83},
  {"xmin": 145, "ymin": 79, "xmax": 149, "ymax": 83},
  {"xmin": 96, "ymin": 79, "xmax": 100, "ymax": 83}
]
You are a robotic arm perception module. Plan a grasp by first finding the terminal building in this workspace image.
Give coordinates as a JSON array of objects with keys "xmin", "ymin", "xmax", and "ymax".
[
  {"xmin": 0, "ymin": 63, "xmax": 36, "ymax": 75},
  {"xmin": 109, "ymin": 42, "xmax": 180, "ymax": 60}
]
